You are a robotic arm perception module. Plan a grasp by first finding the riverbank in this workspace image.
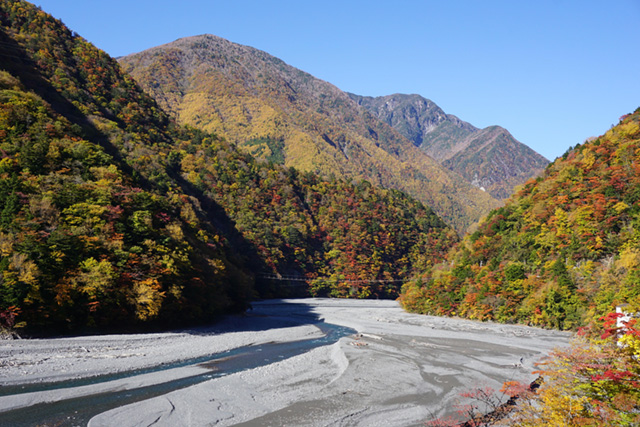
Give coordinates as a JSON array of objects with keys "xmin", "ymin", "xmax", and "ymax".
[{"xmin": 0, "ymin": 299, "xmax": 570, "ymax": 426}]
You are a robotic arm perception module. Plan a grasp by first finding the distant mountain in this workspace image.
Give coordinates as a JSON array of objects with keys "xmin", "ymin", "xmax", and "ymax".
[
  {"xmin": 347, "ymin": 94, "xmax": 476, "ymax": 159},
  {"xmin": 400, "ymin": 107, "xmax": 640, "ymax": 330},
  {"xmin": 349, "ymin": 93, "xmax": 549, "ymax": 200},
  {"xmin": 0, "ymin": 0, "xmax": 458, "ymax": 333},
  {"xmin": 118, "ymin": 35, "xmax": 500, "ymax": 233}
]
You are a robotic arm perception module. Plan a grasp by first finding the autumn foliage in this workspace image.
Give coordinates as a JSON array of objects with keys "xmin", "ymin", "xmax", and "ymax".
[
  {"xmin": 0, "ymin": 0, "xmax": 457, "ymax": 334},
  {"xmin": 424, "ymin": 313, "xmax": 640, "ymax": 426},
  {"xmin": 401, "ymin": 108, "xmax": 640, "ymax": 330},
  {"xmin": 489, "ymin": 312, "xmax": 640, "ymax": 426},
  {"xmin": 119, "ymin": 34, "xmax": 500, "ymax": 233}
]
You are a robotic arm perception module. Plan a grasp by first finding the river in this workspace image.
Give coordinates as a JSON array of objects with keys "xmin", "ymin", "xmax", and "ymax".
[
  {"xmin": 0, "ymin": 321, "xmax": 353, "ymax": 426},
  {"xmin": 0, "ymin": 299, "xmax": 571, "ymax": 426}
]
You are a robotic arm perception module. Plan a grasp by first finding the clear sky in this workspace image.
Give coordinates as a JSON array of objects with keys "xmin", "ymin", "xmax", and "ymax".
[{"xmin": 34, "ymin": 0, "xmax": 640, "ymax": 160}]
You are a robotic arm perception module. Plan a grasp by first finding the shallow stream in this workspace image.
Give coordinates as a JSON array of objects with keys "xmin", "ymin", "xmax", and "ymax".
[{"xmin": 0, "ymin": 321, "xmax": 354, "ymax": 426}]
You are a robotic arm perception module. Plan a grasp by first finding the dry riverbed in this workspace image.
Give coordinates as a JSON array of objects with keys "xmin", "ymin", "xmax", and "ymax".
[{"xmin": 0, "ymin": 299, "xmax": 570, "ymax": 426}]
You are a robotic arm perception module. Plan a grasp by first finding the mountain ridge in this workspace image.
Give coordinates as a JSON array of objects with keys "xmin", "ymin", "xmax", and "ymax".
[
  {"xmin": 349, "ymin": 93, "xmax": 549, "ymax": 200},
  {"xmin": 119, "ymin": 34, "xmax": 500, "ymax": 233},
  {"xmin": 348, "ymin": 92, "xmax": 478, "ymax": 160}
]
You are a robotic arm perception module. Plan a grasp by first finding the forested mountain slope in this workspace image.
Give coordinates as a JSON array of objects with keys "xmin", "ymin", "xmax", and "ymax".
[
  {"xmin": 400, "ymin": 108, "xmax": 640, "ymax": 330},
  {"xmin": 350, "ymin": 93, "xmax": 549, "ymax": 200},
  {"xmin": 118, "ymin": 34, "xmax": 500, "ymax": 233},
  {"xmin": 0, "ymin": 0, "xmax": 457, "ymax": 334}
]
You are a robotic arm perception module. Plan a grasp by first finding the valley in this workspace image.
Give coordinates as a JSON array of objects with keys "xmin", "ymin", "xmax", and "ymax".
[{"xmin": 0, "ymin": 0, "xmax": 639, "ymax": 424}]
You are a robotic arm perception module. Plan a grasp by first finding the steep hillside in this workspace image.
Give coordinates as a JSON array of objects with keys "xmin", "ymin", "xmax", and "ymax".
[
  {"xmin": 442, "ymin": 125, "xmax": 549, "ymax": 200},
  {"xmin": 400, "ymin": 108, "xmax": 640, "ymax": 330},
  {"xmin": 350, "ymin": 93, "xmax": 548, "ymax": 200},
  {"xmin": 0, "ymin": 1, "xmax": 458, "ymax": 334},
  {"xmin": 348, "ymin": 93, "xmax": 476, "ymax": 160},
  {"xmin": 118, "ymin": 34, "xmax": 500, "ymax": 233}
]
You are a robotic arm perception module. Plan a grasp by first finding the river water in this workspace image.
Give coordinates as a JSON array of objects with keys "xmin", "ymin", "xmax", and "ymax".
[{"xmin": 0, "ymin": 321, "xmax": 354, "ymax": 427}]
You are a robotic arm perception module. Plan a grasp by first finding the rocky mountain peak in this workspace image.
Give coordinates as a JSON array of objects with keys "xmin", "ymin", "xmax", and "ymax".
[{"xmin": 353, "ymin": 93, "xmax": 548, "ymax": 200}]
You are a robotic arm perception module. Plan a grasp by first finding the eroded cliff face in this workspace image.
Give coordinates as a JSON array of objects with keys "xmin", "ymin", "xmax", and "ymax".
[
  {"xmin": 350, "ymin": 93, "xmax": 548, "ymax": 200},
  {"xmin": 349, "ymin": 93, "xmax": 476, "ymax": 156}
]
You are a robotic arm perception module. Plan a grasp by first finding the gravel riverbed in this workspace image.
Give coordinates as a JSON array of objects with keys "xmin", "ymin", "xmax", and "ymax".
[{"xmin": 0, "ymin": 298, "xmax": 571, "ymax": 426}]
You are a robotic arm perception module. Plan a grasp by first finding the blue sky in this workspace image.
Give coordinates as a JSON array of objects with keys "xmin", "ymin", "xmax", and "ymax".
[{"xmin": 34, "ymin": 0, "xmax": 640, "ymax": 160}]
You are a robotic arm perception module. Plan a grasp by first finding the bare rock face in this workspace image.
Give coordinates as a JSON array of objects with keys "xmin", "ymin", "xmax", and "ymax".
[{"xmin": 350, "ymin": 93, "xmax": 549, "ymax": 200}]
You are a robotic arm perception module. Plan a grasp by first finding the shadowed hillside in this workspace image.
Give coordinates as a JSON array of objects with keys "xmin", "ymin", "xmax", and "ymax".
[{"xmin": 0, "ymin": 0, "xmax": 458, "ymax": 334}]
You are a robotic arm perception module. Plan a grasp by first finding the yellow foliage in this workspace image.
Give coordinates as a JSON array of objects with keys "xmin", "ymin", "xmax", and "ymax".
[
  {"xmin": 167, "ymin": 283, "xmax": 183, "ymax": 300},
  {"xmin": 553, "ymin": 207, "xmax": 569, "ymax": 237},
  {"xmin": 62, "ymin": 203, "xmax": 106, "ymax": 227},
  {"xmin": 207, "ymin": 257, "xmax": 225, "ymax": 275},
  {"xmin": 503, "ymin": 334, "xmax": 640, "ymax": 427},
  {"xmin": 179, "ymin": 202, "xmax": 199, "ymax": 227},
  {"xmin": 166, "ymin": 222, "xmax": 184, "ymax": 241},
  {"xmin": 29, "ymin": 196, "xmax": 59, "ymax": 222},
  {"xmin": 131, "ymin": 278, "xmax": 164, "ymax": 321},
  {"xmin": 617, "ymin": 246, "xmax": 640, "ymax": 272},
  {"xmin": 0, "ymin": 232, "xmax": 14, "ymax": 256},
  {"xmin": 122, "ymin": 48, "xmax": 500, "ymax": 233},
  {"xmin": 619, "ymin": 334, "xmax": 640, "ymax": 358},
  {"xmin": 613, "ymin": 201, "xmax": 630, "ymax": 214},
  {"xmin": 284, "ymin": 130, "xmax": 320, "ymax": 171},
  {"xmin": 185, "ymin": 170, "xmax": 200, "ymax": 186},
  {"xmin": 618, "ymin": 120, "xmax": 640, "ymax": 139},
  {"xmin": 78, "ymin": 257, "xmax": 115, "ymax": 298},
  {"xmin": 0, "ymin": 157, "xmax": 18, "ymax": 171},
  {"xmin": 90, "ymin": 164, "xmax": 122, "ymax": 183},
  {"xmin": 5, "ymin": 253, "xmax": 39, "ymax": 286},
  {"xmin": 581, "ymin": 148, "xmax": 597, "ymax": 170}
]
